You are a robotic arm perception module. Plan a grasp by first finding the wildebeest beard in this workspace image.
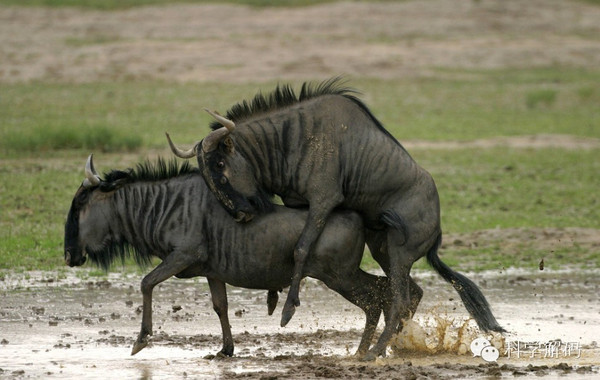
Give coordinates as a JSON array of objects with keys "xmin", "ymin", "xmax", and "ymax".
[
  {"xmin": 86, "ymin": 238, "xmax": 151, "ymax": 272},
  {"xmin": 247, "ymin": 186, "xmax": 275, "ymax": 214},
  {"xmin": 64, "ymin": 185, "xmax": 95, "ymax": 267}
]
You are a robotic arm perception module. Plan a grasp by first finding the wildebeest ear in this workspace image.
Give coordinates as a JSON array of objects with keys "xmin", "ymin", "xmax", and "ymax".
[{"xmin": 222, "ymin": 136, "xmax": 235, "ymax": 154}]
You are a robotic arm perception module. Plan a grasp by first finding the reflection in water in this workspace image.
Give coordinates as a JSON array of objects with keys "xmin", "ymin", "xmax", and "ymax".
[{"xmin": 137, "ymin": 366, "xmax": 151, "ymax": 380}]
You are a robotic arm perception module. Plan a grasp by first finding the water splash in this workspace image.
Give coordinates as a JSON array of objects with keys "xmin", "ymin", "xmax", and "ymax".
[{"xmin": 391, "ymin": 314, "xmax": 505, "ymax": 356}]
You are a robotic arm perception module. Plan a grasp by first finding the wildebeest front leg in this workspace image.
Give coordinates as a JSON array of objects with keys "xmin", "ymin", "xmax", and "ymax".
[
  {"xmin": 207, "ymin": 278, "xmax": 234, "ymax": 357},
  {"xmin": 341, "ymin": 273, "xmax": 390, "ymax": 357},
  {"xmin": 281, "ymin": 201, "xmax": 340, "ymax": 327},
  {"xmin": 131, "ymin": 251, "xmax": 199, "ymax": 356}
]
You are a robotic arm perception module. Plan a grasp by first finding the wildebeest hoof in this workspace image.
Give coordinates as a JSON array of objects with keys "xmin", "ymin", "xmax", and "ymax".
[
  {"xmin": 358, "ymin": 351, "xmax": 377, "ymax": 362},
  {"xmin": 353, "ymin": 349, "xmax": 369, "ymax": 359},
  {"xmin": 204, "ymin": 351, "xmax": 230, "ymax": 361},
  {"xmin": 131, "ymin": 339, "xmax": 148, "ymax": 356},
  {"xmin": 280, "ymin": 303, "xmax": 296, "ymax": 327},
  {"xmin": 360, "ymin": 346, "xmax": 387, "ymax": 362},
  {"xmin": 216, "ymin": 350, "xmax": 232, "ymax": 359}
]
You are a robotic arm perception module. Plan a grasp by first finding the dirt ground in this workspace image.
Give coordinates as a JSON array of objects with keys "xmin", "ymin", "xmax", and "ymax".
[
  {"xmin": 1, "ymin": 0, "xmax": 599, "ymax": 378},
  {"xmin": 1, "ymin": 269, "xmax": 599, "ymax": 379},
  {"xmin": 1, "ymin": 0, "xmax": 600, "ymax": 83}
]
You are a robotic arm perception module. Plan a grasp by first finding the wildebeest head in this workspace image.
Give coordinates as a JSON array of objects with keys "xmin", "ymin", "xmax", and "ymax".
[
  {"xmin": 166, "ymin": 110, "xmax": 273, "ymax": 223},
  {"xmin": 64, "ymin": 155, "xmax": 117, "ymax": 268}
]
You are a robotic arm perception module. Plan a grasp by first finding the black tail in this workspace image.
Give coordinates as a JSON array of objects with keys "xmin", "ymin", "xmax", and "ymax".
[{"xmin": 427, "ymin": 234, "xmax": 506, "ymax": 333}]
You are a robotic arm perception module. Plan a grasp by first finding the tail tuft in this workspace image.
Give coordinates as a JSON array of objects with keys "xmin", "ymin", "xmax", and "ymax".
[{"xmin": 427, "ymin": 234, "xmax": 505, "ymax": 333}]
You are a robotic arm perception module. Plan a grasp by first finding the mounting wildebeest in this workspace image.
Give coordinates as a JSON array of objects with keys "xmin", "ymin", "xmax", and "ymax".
[
  {"xmin": 64, "ymin": 154, "xmax": 390, "ymax": 357},
  {"xmin": 166, "ymin": 78, "xmax": 504, "ymax": 360}
]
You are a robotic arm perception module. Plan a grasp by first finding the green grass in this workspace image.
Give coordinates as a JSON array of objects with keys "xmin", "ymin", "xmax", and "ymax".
[
  {"xmin": 2, "ymin": 125, "xmax": 141, "ymax": 153},
  {"xmin": 2, "ymin": 68, "xmax": 599, "ymax": 157},
  {"xmin": 1, "ymin": 67, "xmax": 599, "ymax": 273},
  {"xmin": 357, "ymin": 67, "xmax": 600, "ymax": 141},
  {"xmin": 416, "ymin": 147, "xmax": 600, "ymax": 233}
]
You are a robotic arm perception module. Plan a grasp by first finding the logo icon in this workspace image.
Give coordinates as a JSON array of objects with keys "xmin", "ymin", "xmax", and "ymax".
[
  {"xmin": 471, "ymin": 337, "xmax": 499, "ymax": 362},
  {"xmin": 481, "ymin": 345, "xmax": 500, "ymax": 362}
]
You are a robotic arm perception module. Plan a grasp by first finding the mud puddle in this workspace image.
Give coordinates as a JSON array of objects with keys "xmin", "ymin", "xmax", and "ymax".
[{"xmin": 1, "ymin": 269, "xmax": 599, "ymax": 379}]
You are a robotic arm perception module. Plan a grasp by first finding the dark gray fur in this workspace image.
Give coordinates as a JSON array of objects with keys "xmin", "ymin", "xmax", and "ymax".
[
  {"xmin": 195, "ymin": 78, "xmax": 504, "ymax": 360},
  {"xmin": 64, "ymin": 157, "xmax": 389, "ymax": 357}
]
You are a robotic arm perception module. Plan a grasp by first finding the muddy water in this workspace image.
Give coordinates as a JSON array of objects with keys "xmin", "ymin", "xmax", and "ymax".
[{"xmin": 1, "ymin": 269, "xmax": 598, "ymax": 379}]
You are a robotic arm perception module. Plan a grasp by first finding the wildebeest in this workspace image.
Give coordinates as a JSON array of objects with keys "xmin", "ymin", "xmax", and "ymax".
[
  {"xmin": 167, "ymin": 78, "xmax": 504, "ymax": 360},
  {"xmin": 64, "ymin": 154, "xmax": 390, "ymax": 357}
]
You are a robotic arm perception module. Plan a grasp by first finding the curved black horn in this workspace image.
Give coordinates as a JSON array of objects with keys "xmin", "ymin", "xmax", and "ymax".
[
  {"xmin": 201, "ymin": 127, "xmax": 231, "ymax": 153},
  {"xmin": 165, "ymin": 132, "xmax": 199, "ymax": 159},
  {"xmin": 204, "ymin": 109, "xmax": 235, "ymax": 132},
  {"xmin": 83, "ymin": 154, "xmax": 101, "ymax": 188}
]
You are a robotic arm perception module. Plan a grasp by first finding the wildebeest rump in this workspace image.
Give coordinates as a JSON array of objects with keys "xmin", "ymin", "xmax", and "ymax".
[
  {"xmin": 64, "ymin": 155, "xmax": 389, "ymax": 357},
  {"xmin": 167, "ymin": 78, "xmax": 504, "ymax": 360}
]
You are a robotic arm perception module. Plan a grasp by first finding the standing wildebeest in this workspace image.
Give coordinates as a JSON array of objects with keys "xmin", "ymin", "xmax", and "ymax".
[
  {"xmin": 166, "ymin": 78, "xmax": 504, "ymax": 359},
  {"xmin": 64, "ymin": 155, "xmax": 390, "ymax": 357}
]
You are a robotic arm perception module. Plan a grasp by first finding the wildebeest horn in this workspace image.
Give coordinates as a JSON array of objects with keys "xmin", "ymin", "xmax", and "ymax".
[
  {"xmin": 83, "ymin": 154, "xmax": 101, "ymax": 188},
  {"xmin": 204, "ymin": 109, "xmax": 236, "ymax": 132},
  {"xmin": 165, "ymin": 132, "xmax": 199, "ymax": 159},
  {"xmin": 201, "ymin": 127, "xmax": 231, "ymax": 153}
]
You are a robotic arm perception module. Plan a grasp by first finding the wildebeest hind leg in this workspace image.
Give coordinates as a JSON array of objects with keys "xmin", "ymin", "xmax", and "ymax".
[
  {"xmin": 131, "ymin": 251, "xmax": 199, "ymax": 356},
  {"xmin": 314, "ymin": 269, "xmax": 388, "ymax": 357},
  {"xmin": 353, "ymin": 274, "xmax": 390, "ymax": 357},
  {"xmin": 366, "ymin": 231, "xmax": 423, "ymax": 333},
  {"xmin": 362, "ymin": 232, "xmax": 415, "ymax": 361},
  {"xmin": 397, "ymin": 277, "xmax": 423, "ymax": 333}
]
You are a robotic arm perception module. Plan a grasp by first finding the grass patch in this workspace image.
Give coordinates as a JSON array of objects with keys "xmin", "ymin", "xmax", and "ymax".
[
  {"xmin": 412, "ymin": 244, "xmax": 599, "ymax": 273},
  {"xmin": 2, "ymin": 67, "xmax": 599, "ymax": 157},
  {"xmin": 525, "ymin": 89, "xmax": 557, "ymax": 109},
  {"xmin": 355, "ymin": 67, "xmax": 600, "ymax": 141},
  {"xmin": 412, "ymin": 147, "xmax": 600, "ymax": 233},
  {"xmin": 1, "ymin": 67, "xmax": 599, "ymax": 272},
  {"xmin": 3, "ymin": 125, "xmax": 141, "ymax": 153}
]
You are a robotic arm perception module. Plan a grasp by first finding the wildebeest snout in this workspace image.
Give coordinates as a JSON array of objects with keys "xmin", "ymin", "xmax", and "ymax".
[{"xmin": 65, "ymin": 249, "xmax": 87, "ymax": 267}]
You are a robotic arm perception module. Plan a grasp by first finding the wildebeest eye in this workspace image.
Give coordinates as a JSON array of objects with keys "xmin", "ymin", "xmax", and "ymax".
[
  {"xmin": 217, "ymin": 161, "xmax": 225, "ymax": 169},
  {"xmin": 220, "ymin": 176, "xmax": 228, "ymax": 185}
]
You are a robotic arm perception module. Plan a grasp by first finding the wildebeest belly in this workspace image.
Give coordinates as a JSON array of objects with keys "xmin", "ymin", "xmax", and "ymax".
[{"xmin": 203, "ymin": 207, "xmax": 364, "ymax": 290}]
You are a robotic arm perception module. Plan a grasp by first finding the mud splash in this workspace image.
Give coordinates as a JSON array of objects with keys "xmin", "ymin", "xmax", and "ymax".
[
  {"xmin": 0, "ymin": 269, "xmax": 598, "ymax": 379},
  {"xmin": 393, "ymin": 317, "xmax": 504, "ymax": 356}
]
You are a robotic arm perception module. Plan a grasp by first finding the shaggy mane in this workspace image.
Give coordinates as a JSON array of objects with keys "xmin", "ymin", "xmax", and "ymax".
[
  {"xmin": 99, "ymin": 158, "xmax": 198, "ymax": 192},
  {"xmin": 209, "ymin": 77, "xmax": 402, "ymax": 147},
  {"xmin": 210, "ymin": 77, "xmax": 356, "ymax": 130}
]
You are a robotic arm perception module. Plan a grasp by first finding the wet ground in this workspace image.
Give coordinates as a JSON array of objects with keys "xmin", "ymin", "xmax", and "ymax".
[{"xmin": 1, "ymin": 268, "xmax": 598, "ymax": 379}]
